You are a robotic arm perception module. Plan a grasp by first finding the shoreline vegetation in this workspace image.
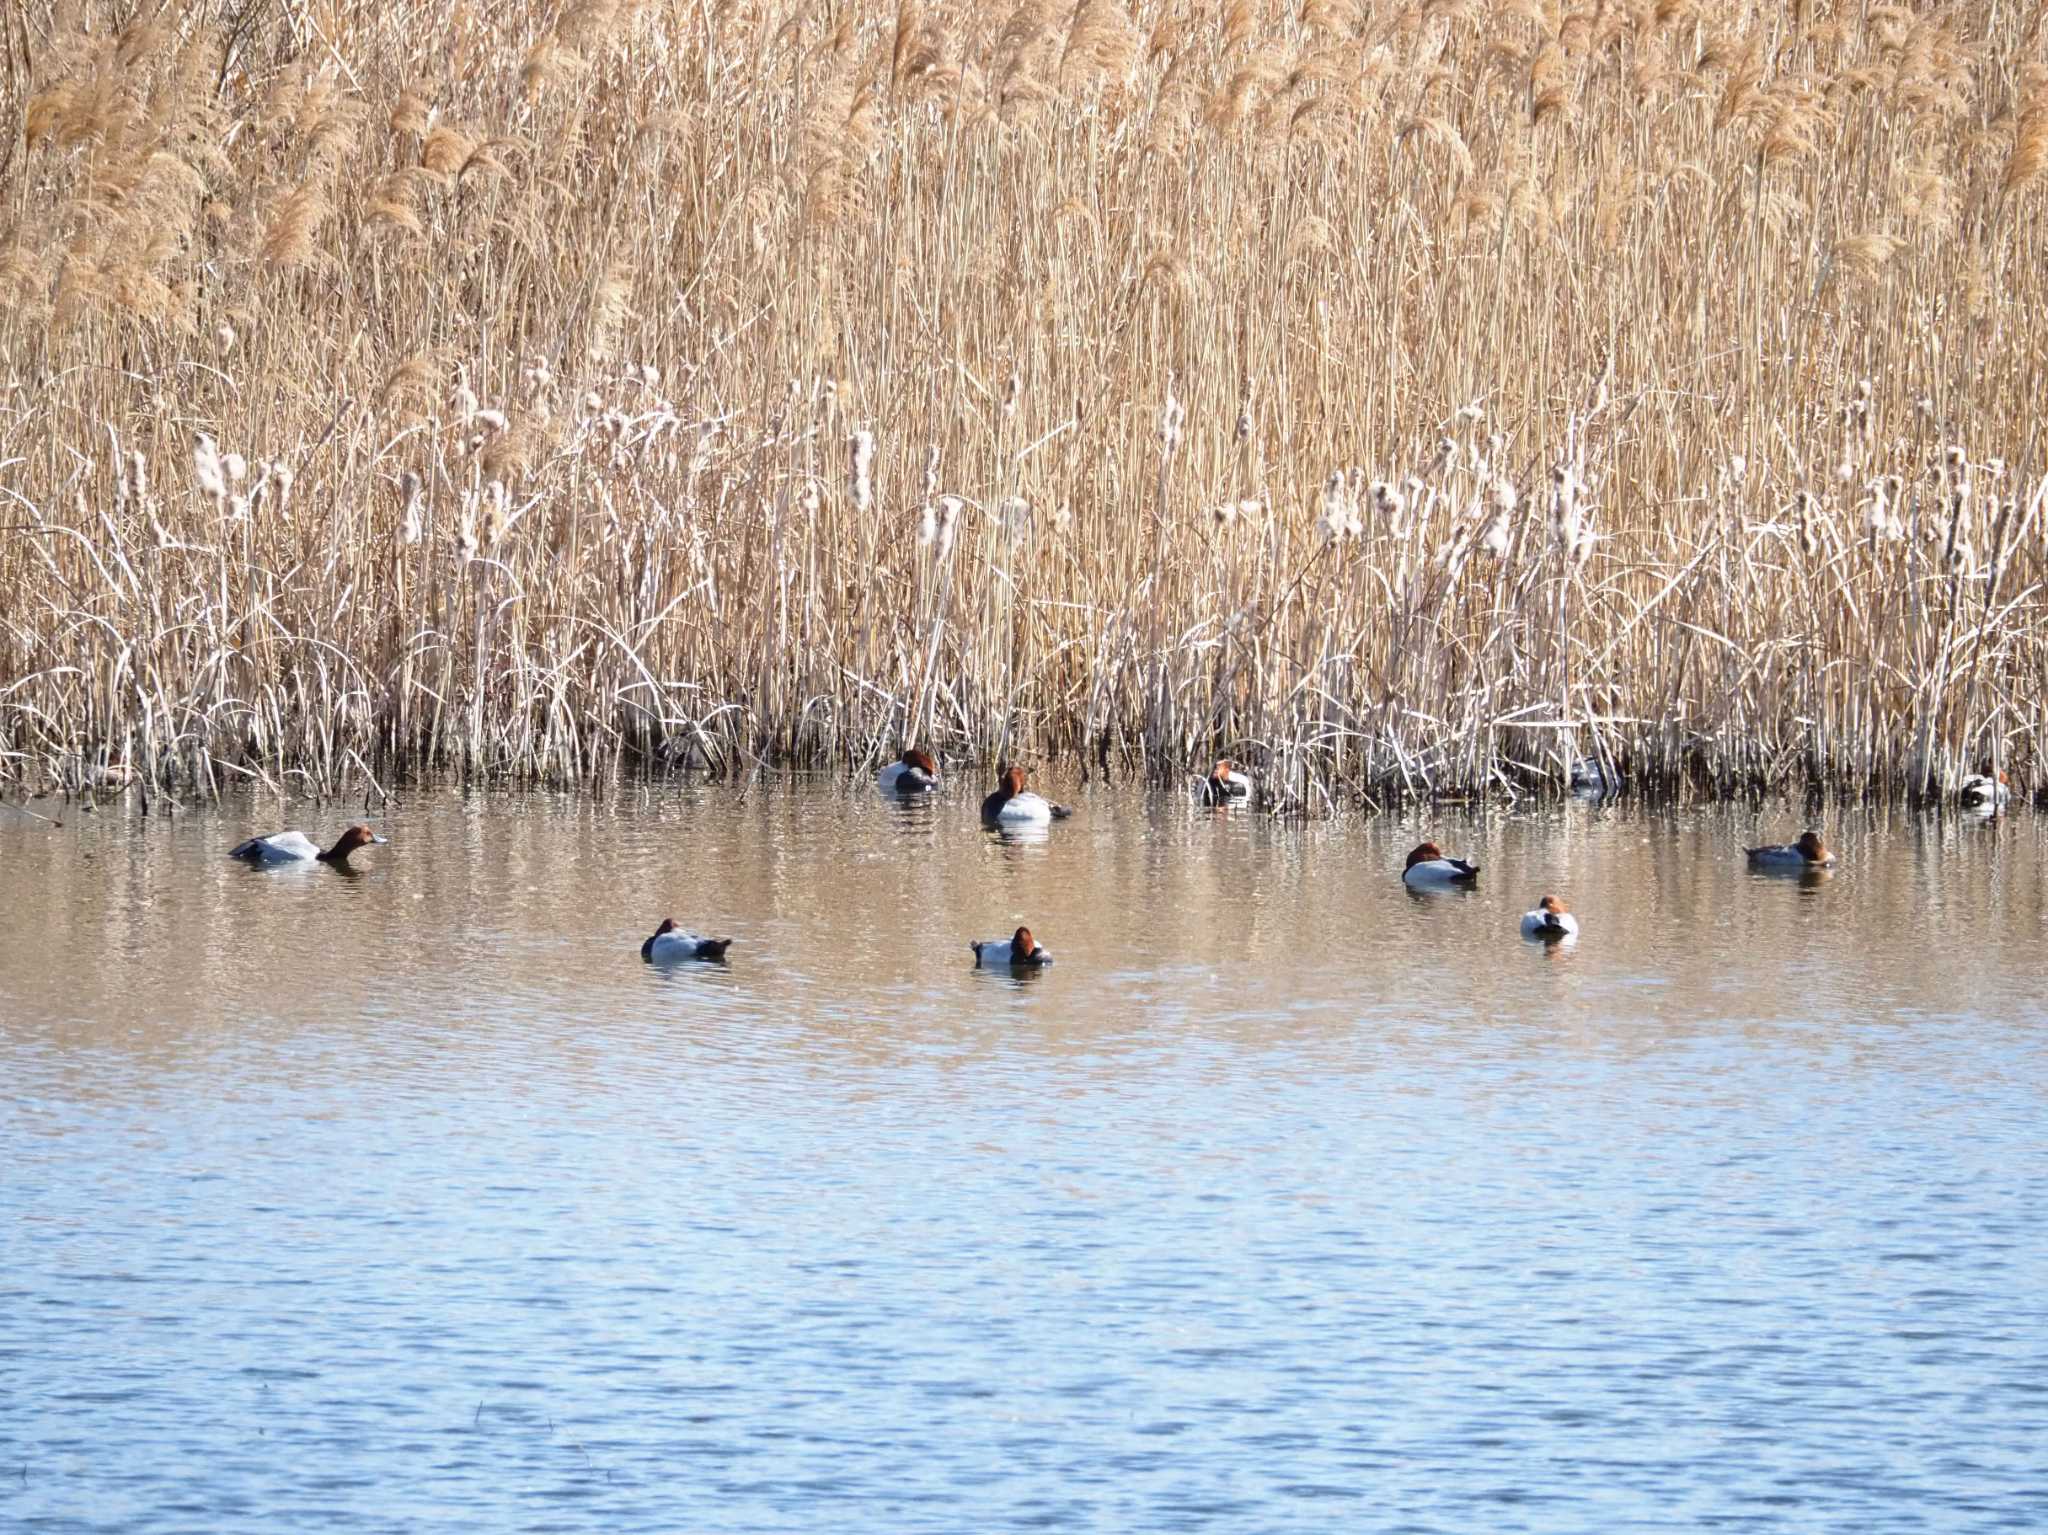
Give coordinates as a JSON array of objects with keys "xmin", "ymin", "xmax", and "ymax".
[{"xmin": 3, "ymin": 2, "xmax": 2046, "ymax": 809}]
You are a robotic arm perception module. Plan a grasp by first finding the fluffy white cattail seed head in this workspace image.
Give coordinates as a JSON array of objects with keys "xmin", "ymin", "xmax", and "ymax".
[
  {"xmin": 193, "ymin": 434, "xmax": 227, "ymax": 503},
  {"xmin": 1158, "ymin": 389, "xmax": 1184, "ymax": 457},
  {"xmin": 1320, "ymin": 472, "xmax": 1361, "ymax": 543},
  {"xmin": 848, "ymin": 430, "xmax": 875, "ymax": 513},
  {"xmin": 400, "ymin": 470, "xmax": 424, "ymax": 545}
]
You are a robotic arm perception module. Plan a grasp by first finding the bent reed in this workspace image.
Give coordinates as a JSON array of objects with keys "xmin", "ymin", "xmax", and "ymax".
[{"xmin": 3, "ymin": 1, "xmax": 2046, "ymax": 808}]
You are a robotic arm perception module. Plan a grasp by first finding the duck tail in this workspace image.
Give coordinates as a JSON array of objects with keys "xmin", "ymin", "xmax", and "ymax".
[{"xmin": 700, "ymin": 938, "xmax": 733, "ymax": 960}]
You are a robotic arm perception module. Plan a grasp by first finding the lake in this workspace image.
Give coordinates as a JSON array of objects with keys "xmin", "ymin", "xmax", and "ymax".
[{"xmin": 3, "ymin": 782, "xmax": 2045, "ymax": 1532}]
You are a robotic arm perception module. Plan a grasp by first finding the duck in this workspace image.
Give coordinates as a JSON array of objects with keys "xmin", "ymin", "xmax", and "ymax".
[
  {"xmin": 229, "ymin": 824, "xmax": 387, "ymax": 867},
  {"xmin": 970, "ymin": 926, "xmax": 1053, "ymax": 967},
  {"xmin": 1200, "ymin": 759, "xmax": 1252, "ymax": 804},
  {"xmin": 1960, "ymin": 770, "xmax": 2010, "ymax": 808},
  {"xmin": 1746, "ymin": 830, "xmax": 1834, "ymax": 869},
  {"xmin": 1520, "ymin": 895, "xmax": 1579, "ymax": 941},
  {"xmin": 1569, "ymin": 755, "xmax": 1621, "ymax": 795},
  {"xmin": 879, "ymin": 747, "xmax": 940, "ymax": 794},
  {"xmin": 980, "ymin": 765, "xmax": 1072, "ymax": 824},
  {"xmin": 1403, "ymin": 841, "xmax": 1479, "ymax": 887},
  {"xmin": 640, "ymin": 918, "xmax": 733, "ymax": 962}
]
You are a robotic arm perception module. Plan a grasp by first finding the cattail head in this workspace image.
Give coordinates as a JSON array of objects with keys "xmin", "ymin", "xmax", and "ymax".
[
  {"xmin": 1320, "ymin": 472, "xmax": 1360, "ymax": 543},
  {"xmin": 1378, "ymin": 478, "xmax": 1414, "ymax": 539},
  {"xmin": 921, "ymin": 443, "xmax": 939, "ymax": 501},
  {"xmin": 848, "ymin": 430, "xmax": 875, "ymax": 513},
  {"xmin": 193, "ymin": 433, "xmax": 226, "ymax": 503},
  {"xmin": 1481, "ymin": 476, "xmax": 1517, "ymax": 545},
  {"xmin": 485, "ymin": 480, "xmax": 511, "ymax": 545},
  {"xmin": 1157, "ymin": 383, "xmax": 1184, "ymax": 457},
  {"xmin": 451, "ymin": 367, "xmax": 479, "ymax": 424},
  {"xmin": 1863, "ymin": 478, "xmax": 1900, "ymax": 543},
  {"xmin": 1569, "ymin": 516, "xmax": 1599, "ymax": 570},
  {"xmin": 1988, "ymin": 498, "xmax": 2018, "ymax": 585},
  {"xmin": 998, "ymin": 496, "xmax": 1033, "ymax": 543},
  {"xmin": 1549, "ymin": 468, "xmax": 1582, "ymax": 553},
  {"xmin": 400, "ymin": 470, "xmax": 424, "ymax": 544}
]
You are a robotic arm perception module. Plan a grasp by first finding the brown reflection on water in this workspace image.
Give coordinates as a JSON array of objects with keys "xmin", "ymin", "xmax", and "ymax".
[{"xmin": 4, "ymin": 785, "xmax": 2045, "ymax": 1100}]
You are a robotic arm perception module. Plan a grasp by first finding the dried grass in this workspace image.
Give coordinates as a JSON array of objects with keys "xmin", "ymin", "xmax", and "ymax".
[{"xmin": 3, "ymin": 0, "xmax": 2047, "ymax": 807}]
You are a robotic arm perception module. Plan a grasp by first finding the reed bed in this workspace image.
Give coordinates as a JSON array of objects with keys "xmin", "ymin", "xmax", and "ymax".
[{"xmin": 3, "ymin": 0, "xmax": 2047, "ymax": 807}]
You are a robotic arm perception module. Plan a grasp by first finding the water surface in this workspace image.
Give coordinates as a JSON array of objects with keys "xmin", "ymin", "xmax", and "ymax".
[{"xmin": 3, "ymin": 784, "xmax": 2046, "ymax": 1532}]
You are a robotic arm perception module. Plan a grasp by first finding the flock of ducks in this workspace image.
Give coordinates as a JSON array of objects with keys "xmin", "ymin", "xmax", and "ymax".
[{"xmin": 224, "ymin": 753, "xmax": 2017, "ymax": 970}]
